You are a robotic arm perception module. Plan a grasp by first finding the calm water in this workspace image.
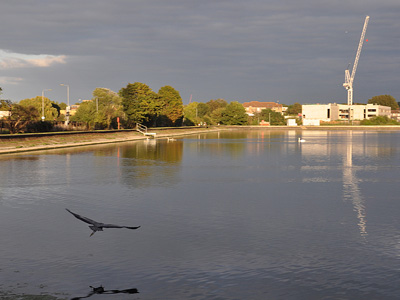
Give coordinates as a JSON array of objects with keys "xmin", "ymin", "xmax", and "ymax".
[{"xmin": 1, "ymin": 129, "xmax": 400, "ymax": 299}]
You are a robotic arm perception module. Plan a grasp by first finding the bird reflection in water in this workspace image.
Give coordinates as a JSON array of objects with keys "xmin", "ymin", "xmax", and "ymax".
[
  {"xmin": 71, "ymin": 285, "xmax": 139, "ymax": 299},
  {"xmin": 66, "ymin": 209, "xmax": 141, "ymax": 236}
]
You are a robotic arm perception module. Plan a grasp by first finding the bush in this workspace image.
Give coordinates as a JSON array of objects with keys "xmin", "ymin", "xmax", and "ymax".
[
  {"xmin": 25, "ymin": 121, "xmax": 54, "ymax": 133},
  {"xmin": 360, "ymin": 116, "xmax": 399, "ymax": 125}
]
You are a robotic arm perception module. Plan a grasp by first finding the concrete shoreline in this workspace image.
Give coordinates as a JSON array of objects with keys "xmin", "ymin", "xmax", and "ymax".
[
  {"xmin": 1, "ymin": 125, "xmax": 399, "ymax": 155},
  {"xmin": 0, "ymin": 127, "xmax": 222, "ymax": 155}
]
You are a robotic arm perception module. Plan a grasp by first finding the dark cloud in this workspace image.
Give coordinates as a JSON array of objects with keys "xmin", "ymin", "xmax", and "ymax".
[{"xmin": 0, "ymin": 0, "xmax": 399, "ymax": 104}]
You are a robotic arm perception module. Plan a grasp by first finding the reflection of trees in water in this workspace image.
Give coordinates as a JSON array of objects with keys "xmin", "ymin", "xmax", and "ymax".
[
  {"xmin": 187, "ymin": 130, "xmax": 289, "ymax": 159},
  {"xmin": 120, "ymin": 140, "xmax": 183, "ymax": 189}
]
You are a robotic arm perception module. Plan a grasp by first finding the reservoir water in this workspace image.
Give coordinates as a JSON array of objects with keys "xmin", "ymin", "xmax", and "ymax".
[{"xmin": 1, "ymin": 129, "xmax": 400, "ymax": 299}]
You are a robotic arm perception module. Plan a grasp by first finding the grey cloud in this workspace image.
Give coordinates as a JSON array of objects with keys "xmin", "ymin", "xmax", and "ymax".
[{"xmin": 0, "ymin": 0, "xmax": 399, "ymax": 104}]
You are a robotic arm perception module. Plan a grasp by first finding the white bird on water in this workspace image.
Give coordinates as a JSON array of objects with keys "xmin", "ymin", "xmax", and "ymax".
[{"xmin": 298, "ymin": 138, "xmax": 306, "ymax": 143}]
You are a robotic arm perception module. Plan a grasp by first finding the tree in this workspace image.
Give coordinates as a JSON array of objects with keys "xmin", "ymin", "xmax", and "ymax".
[
  {"xmin": 56, "ymin": 102, "xmax": 67, "ymax": 110},
  {"xmin": 206, "ymin": 99, "xmax": 227, "ymax": 124},
  {"xmin": 19, "ymin": 96, "xmax": 59, "ymax": 121},
  {"xmin": 260, "ymin": 109, "xmax": 285, "ymax": 125},
  {"xmin": 220, "ymin": 101, "xmax": 248, "ymax": 125},
  {"xmin": 70, "ymin": 101, "xmax": 96, "ymax": 129},
  {"xmin": 368, "ymin": 95, "xmax": 399, "ymax": 110},
  {"xmin": 157, "ymin": 86, "xmax": 184, "ymax": 126},
  {"xmin": 119, "ymin": 82, "xmax": 159, "ymax": 126},
  {"xmin": 92, "ymin": 88, "xmax": 123, "ymax": 129},
  {"xmin": 286, "ymin": 102, "xmax": 302, "ymax": 115},
  {"xmin": 0, "ymin": 99, "xmax": 12, "ymax": 111},
  {"xmin": 183, "ymin": 102, "xmax": 199, "ymax": 125},
  {"xmin": 196, "ymin": 102, "xmax": 209, "ymax": 118},
  {"xmin": 207, "ymin": 99, "xmax": 227, "ymax": 112},
  {"xmin": 209, "ymin": 107, "xmax": 225, "ymax": 124},
  {"xmin": 7, "ymin": 104, "xmax": 40, "ymax": 133}
]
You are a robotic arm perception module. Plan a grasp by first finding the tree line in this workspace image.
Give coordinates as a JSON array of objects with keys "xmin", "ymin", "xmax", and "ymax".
[
  {"xmin": 0, "ymin": 83, "xmax": 254, "ymax": 133},
  {"xmin": 1, "ymin": 83, "xmax": 399, "ymax": 133}
]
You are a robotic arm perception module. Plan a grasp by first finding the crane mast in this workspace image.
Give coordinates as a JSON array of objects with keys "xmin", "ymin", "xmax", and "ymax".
[{"xmin": 343, "ymin": 15, "xmax": 370, "ymax": 105}]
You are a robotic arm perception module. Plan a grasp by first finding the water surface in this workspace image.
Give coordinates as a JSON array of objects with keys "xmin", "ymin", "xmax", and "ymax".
[{"xmin": 1, "ymin": 130, "xmax": 400, "ymax": 299}]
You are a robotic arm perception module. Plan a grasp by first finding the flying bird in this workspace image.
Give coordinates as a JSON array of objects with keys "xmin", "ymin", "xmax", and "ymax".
[{"xmin": 66, "ymin": 208, "xmax": 140, "ymax": 236}]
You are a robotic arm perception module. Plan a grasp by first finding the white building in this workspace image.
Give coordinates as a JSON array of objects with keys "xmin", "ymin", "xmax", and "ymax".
[
  {"xmin": 0, "ymin": 111, "xmax": 10, "ymax": 119},
  {"xmin": 302, "ymin": 103, "xmax": 391, "ymax": 124}
]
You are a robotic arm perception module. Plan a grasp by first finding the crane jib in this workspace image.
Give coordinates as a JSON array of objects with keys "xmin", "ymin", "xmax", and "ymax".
[{"xmin": 344, "ymin": 15, "xmax": 370, "ymax": 106}]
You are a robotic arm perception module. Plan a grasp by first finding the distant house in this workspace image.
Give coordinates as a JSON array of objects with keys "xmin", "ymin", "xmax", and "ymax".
[
  {"xmin": 302, "ymin": 103, "xmax": 391, "ymax": 124},
  {"xmin": 0, "ymin": 111, "xmax": 10, "ymax": 119},
  {"xmin": 242, "ymin": 101, "xmax": 283, "ymax": 116},
  {"xmin": 391, "ymin": 110, "xmax": 400, "ymax": 122}
]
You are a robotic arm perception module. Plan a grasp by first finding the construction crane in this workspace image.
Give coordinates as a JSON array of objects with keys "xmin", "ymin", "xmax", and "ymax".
[{"xmin": 343, "ymin": 15, "xmax": 370, "ymax": 105}]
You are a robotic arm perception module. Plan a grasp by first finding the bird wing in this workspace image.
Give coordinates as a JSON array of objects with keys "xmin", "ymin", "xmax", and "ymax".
[
  {"xmin": 102, "ymin": 224, "xmax": 141, "ymax": 230},
  {"xmin": 125, "ymin": 226, "xmax": 141, "ymax": 230},
  {"xmin": 66, "ymin": 208, "xmax": 98, "ymax": 225}
]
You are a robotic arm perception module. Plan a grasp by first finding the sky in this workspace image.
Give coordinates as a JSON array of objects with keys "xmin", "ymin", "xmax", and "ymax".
[{"xmin": 0, "ymin": 0, "xmax": 399, "ymax": 106}]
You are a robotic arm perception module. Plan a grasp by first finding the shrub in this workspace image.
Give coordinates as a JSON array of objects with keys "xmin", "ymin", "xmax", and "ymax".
[{"xmin": 360, "ymin": 116, "xmax": 399, "ymax": 125}]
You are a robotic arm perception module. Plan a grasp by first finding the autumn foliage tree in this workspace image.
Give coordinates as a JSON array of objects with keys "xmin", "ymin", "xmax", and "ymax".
[{"xmin": 157, "ymin": 86, "xmax": 183, "ymax": 126}]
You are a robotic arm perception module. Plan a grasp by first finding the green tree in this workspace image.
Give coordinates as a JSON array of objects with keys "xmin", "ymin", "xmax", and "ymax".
[
  {"xmin": 70, "ymin": 101, "xmax": 96, "ymax": 129},
  {"xmin": 220, "ymin": 101, "xmax": 248, "ymax": 125},
  {"xmin": 286, "ymin": 102, "xmax": 302, "ymax": 115},
  {"xmin": 368, "ymin": 95, "xmax": 399, "ymax": 110},
  {"xmin": 0, "ymin": 99, "xmax": 12, "ymax": 111},
  {"xmin": 92, "ymin": 88, "xmax": 123, "ymax": 129},
  {"xmin": 157, "ymin": 86, "xmax": 184, "ymax": 126},
  {"xmin": 207, "ymin": 99, "xmax": 227, "ymax": 112},
  {"xmin": 260, "ymin": 109, "xmax": 285, "ymax": 125},
  {"xmin": 19, "ymin": 96, "xmax": 59, "ymax": 121},
  {"xmin": 119, "ymin": 82, "xmax": 159, "ymax": 126},
  {"xmin": 183, "ymin": 102, "xmax": 199, "ymax": 125},
  {"xmin": 7, "ymin": 104, "xmax": 40, "ymax": 133},
  {"xmin": 210, "ymin": 107, "xmax": 225, "ymax": 125},
  {"xmin": 206, "ymin": 99, "xmax": 227, "ymax": 124},
  {"xmin": 197, "ymin": 102, "xmax": 209, "ymax": 118},
  {"xmin": 57, "ymin": 102, "xmax": 67, "ymax": 110}
]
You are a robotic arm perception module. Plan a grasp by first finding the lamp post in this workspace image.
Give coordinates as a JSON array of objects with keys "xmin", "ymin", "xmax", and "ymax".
[
  {"xmin": 60, "ymin": 84, "xmax": 70, "ymax": 125},
  {"xmin": 41, "ymin": 89, "xmax": 52, "ymax": 121}
]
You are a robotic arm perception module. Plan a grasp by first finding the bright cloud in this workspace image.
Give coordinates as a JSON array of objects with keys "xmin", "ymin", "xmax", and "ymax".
[
  {"xmin": 0, "ymin": 76, "xmax": 23, "ymax": 85},
  {"xmin": 0, "ymin": 50, "xmax": 66, "ymax": 69}
]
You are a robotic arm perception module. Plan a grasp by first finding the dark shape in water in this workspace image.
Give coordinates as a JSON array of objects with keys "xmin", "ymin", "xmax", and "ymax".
[
  {"xmin": 71, "ymin": 285, "xmax": 139, "ymax": 299},
  {"xmin": 66, "ymin": 208, "xmax": 140, "ymax": 236}
]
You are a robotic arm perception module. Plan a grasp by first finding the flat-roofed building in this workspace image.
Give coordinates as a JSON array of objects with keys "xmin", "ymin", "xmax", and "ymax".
[{"xmin": 302, "ymin": 103, "xmax": 391, "ymax": 124}]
